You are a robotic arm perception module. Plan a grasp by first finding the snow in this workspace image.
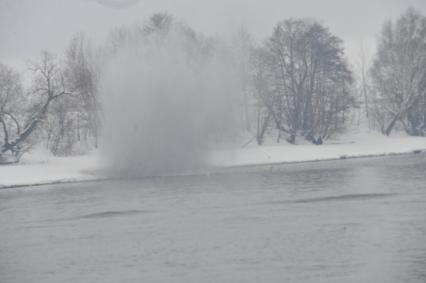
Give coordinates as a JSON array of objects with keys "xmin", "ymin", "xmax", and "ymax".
[
  {"xmin": 1, "ymin": 133, "xmax": 425, "ymax": 188},
  {"xmin": 208, "ymin": 132, "xmax": 426, "ymax": 167},
  {"xmin": 0, "ymin": 150, "xmax": 100, "ymax": 189}
]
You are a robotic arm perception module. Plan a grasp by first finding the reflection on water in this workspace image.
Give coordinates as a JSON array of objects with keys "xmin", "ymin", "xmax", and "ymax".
[{"xmin": 0, "ymin": 154, "xmax": 426, "ymax": 283}]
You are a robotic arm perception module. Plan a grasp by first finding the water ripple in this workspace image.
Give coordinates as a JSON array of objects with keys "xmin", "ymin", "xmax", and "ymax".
[{"xmin": 274, "ymin": 193, "xmax": 396, "ymax": 204}]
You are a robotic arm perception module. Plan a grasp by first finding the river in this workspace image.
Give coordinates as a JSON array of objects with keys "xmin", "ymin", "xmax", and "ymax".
[{"xmin": 1, "ymin": 154, "xmax": 426, "ymax": 282}]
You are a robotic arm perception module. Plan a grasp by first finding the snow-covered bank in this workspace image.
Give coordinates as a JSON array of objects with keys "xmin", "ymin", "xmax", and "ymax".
[
  {"xmin": 0, "ymin": 151, "xmax": 101, "ymax": 189},
  {"xmin": 1, "ymin": 134, "xmax": 425, "ymax": 189},
  {"xmin": 208, "ymin": 133, "xmax": 426, "ymax": 167}
]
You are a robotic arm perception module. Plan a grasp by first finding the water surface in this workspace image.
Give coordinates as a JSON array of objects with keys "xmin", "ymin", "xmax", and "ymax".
[{"xmin": 1, "ymin": 154, "xmax": 426, "ymax": 282}]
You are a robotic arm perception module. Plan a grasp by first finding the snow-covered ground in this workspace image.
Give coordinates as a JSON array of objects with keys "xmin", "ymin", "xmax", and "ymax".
[
  {"xmin": 1, "ymin": 133, "xmax": 425, "ymax": 188},
  {"xmin": 209, "ymin": 132, "xmax": 426, "ymax": 167},
  {"xmin": 0, "ymin": 150, "xmax": 100, "ymax": 189}
]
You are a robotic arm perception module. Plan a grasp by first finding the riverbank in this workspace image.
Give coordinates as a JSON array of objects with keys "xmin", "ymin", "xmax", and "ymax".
[
  {"xmin": 0, "ymin": 152, "xmax": 100, "ymax": 189},
  {"xmin": 1, "ymin": 133, "xmax": 425, "ymax": 189},
  {"xmin": 209, "ymin": 132, "xmax": 426, "ymax": 167}
]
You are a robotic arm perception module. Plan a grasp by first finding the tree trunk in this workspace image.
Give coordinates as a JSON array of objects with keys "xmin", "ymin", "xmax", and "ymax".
[{"xmin": 385, "ymin": 112, "xmax": 401, "ymax": 136}]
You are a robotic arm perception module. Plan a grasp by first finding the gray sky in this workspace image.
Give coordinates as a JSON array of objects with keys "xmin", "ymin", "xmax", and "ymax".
[{"xmin": 1, "ymin": 0, "xmax": 426, "ymax": 70}]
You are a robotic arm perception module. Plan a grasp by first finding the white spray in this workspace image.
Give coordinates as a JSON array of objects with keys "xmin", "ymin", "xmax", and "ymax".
[{"xmin": 100, "ymin": 21, "xmax": 241, "ymax": 176}]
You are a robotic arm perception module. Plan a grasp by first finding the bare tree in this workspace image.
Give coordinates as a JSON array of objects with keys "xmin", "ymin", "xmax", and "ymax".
[
  {"xmin": 0, "ymin": 52, "xmax": 70, "ymax": 162},
  {"xmin": 251, "ymin": 47, "xmax": 272, "ymax": 145},
  {"xmin": 64, "ymin": 33, "xmax": 100, "ymax": 150},
  {"xmin": 254, "ymin": 19, "xmax": 354, "ymax": 144},
  {"xmin": 30, "ymin": 53, "xmax": 71, "ymax": 153},
  {"xmin": 143, "ymin": 13, "xmax": 173, "ymax": 35},
  {"xmin": 231, "ymin": 28, "xmax": 256, "ymax": 132},
  {"xmin": 370, "ymin": 8, "xmax": 426, "ymax": 136},
  {"xmin": 354, "ymin": 40, "xmax": 372, "ymax": 126},
  {"xmin": 0, "ymin": 63, "xmax": 26, "ymax": 163}
]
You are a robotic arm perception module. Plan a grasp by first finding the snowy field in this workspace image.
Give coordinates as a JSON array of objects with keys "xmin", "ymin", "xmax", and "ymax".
[{"xmin": 1, "ymin": 133, "xmax": 425, "ymax": 189}]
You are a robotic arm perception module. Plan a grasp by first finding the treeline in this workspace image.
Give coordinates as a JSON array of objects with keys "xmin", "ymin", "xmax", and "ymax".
[
  {"xmin": 0, "ymin": 36, "xmax": 99, "ymax": 163},
  {"xmin": 1, "ymin": 8, "xmax": 426, "ymax": 163}
]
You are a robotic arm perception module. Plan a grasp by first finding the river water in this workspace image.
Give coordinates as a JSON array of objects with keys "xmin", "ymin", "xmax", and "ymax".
[{"xmin": 1, "ymin": 154, "xmax": 426, "ymax": 282}]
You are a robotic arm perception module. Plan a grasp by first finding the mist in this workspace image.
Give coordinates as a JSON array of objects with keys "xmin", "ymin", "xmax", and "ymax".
[{"xmin": 100, "ymin": 20, "xmax": 241, "ymax": 176}]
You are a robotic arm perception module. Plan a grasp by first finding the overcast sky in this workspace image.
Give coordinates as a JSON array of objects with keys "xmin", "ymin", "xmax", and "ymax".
[{"xmin": 1, "ymin": 0, "xmax": 426, "ymax": 70}]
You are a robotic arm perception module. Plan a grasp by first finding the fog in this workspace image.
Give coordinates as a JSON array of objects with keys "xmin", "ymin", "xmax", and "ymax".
[{"xmin": 101, "ymin": 23, "xmax": 240, "ymax": 176}]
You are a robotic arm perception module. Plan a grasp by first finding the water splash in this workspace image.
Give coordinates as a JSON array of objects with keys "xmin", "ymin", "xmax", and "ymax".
[{"xmin": 100, "ymin": 24, "xmax": 240, "ymax": 177}]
